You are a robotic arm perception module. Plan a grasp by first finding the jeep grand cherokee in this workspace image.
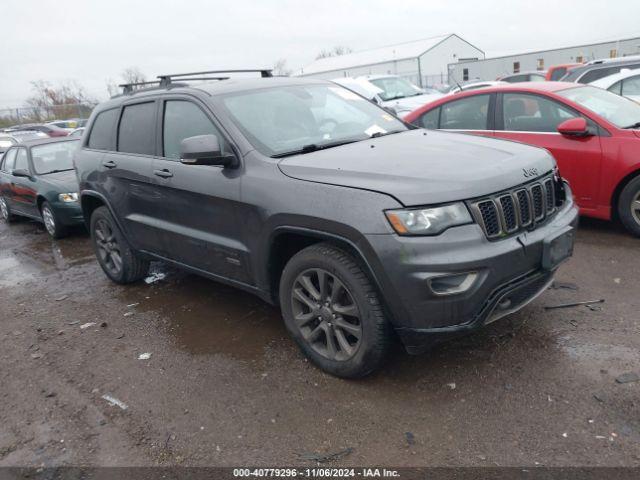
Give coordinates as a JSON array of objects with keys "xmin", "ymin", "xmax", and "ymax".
[{"xmin": 75, "ymin": 70, "xmax": 578, "ymax": 378}]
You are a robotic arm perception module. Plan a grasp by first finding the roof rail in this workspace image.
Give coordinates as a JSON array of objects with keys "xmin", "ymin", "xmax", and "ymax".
[
  {"xmin": 118, "ymin": 80, "xmax": 162, "ymax": 94},
  {"xmin": 157, "ymin": 69, "xmax": 273, "ymax": 86}
]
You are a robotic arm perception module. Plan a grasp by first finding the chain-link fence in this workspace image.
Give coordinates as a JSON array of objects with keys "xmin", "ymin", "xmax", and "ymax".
[{"xmin": 0, "ymin": 103, "xmax": 96, "ymax": 129}]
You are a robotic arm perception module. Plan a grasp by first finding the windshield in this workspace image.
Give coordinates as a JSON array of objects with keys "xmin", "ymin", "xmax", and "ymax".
[
  {"xmin": 30, "ymin": 140, "xmax": 80, "ymax": 174},
  {"xmin": 557, "ymin": 86, "xmax": 640, "ymax": 128},
  {"xmin": 220, "ymin": 84, "xmax": 408, "ymax": 156},
  {"xmin": 368, "ymin": 77, "xmax": 422, "ymax": 101}
]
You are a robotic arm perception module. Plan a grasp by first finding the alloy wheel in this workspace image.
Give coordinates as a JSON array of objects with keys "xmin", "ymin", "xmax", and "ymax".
[
  {"xmin": 291, "ymin": 268, "xmax": 362, "ymax": 361},
  {"xmin": 632, "ymin": 191, "xmax": 640, "ymax": 226},
  {"xmin": 0, "ymin": 197, "xmax": 7, "ymax": 221},
  {"xmin": 42, "ymin": 206, "xmax": 56, "ymax": 236},
  {"xmin": 94, "ymin": 218, "xmax": 123, "ymax": 276}
]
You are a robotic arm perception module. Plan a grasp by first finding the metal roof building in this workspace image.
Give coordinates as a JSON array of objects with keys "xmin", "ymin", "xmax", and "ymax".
[
  {"xmin": 448, "ymin": 36, "xmax": 640, "ymax": 83},
  {"xmin": 298, "ymin": 34, "xmax": 484, "ymax": 88}
]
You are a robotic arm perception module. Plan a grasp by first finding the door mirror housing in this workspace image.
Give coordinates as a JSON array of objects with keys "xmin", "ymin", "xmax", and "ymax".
[
  {"xmin": 12, "ymin": 169, "xmax": 31, "ymax": 178},
  {"xmin": 557, "ymin": 117, "xmax": 593, "ymax": 137},
  {"xmin": 179, "ymin": 134, "xmax": 238, "ymax": 168}
]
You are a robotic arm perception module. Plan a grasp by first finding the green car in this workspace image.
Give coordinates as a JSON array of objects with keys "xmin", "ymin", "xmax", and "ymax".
[{"xmin": 0, "ymin": 137, "xmax": 83, "ymax": 238}]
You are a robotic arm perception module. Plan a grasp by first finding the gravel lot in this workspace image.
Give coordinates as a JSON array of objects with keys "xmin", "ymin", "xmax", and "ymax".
[{"xmin": 0, "ymin": 216, "xmax": 638, "ymax": 467}]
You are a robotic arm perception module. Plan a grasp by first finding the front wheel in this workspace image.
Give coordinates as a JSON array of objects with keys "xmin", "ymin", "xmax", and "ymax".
[
  {"xmin": 279, "ymin": 243, "xmax": 392, "ymax": 378},
  {"xmin": 617, "ymin": 176, "xmax": 640, "ymax": 237},
  {"xmin": 41, "ymin": 201, "xmax": 67, "ymax": 239},
  {"xmin": 0, "ymin": 196, "xmax": 16, "ymax": 223},
  {"xmin": 90, "ymin": 206, "xmax": 149, "ymax": 284}
]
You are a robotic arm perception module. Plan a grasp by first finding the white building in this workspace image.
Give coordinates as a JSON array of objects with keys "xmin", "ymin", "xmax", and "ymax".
[
  {"xmin": 298, "ymin": 34, "xmax": 484, "ymax": 88},
  {"xmin": 448, "ymin": 36, "xmax": 640, "ymax": 83}
]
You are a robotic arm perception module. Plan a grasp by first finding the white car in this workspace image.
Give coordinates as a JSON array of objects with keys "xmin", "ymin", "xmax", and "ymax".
[
  {"xmin": 332, "ymin": 74, "xmax": 444, "ymax": 118},
  {"xmin": 590, "ymin": 68, "xmax": 640, "ymax": 103}
]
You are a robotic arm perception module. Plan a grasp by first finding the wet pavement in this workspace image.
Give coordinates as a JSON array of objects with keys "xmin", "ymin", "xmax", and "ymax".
[{"xmin": 0, "ymin": 216, "xmax": 639, "ymax": 467}]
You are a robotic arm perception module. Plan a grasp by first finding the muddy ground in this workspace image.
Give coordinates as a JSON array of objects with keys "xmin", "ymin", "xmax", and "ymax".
[{"xmin": 0, "ymin": 216, "xmax": 638, "ymax": 468}]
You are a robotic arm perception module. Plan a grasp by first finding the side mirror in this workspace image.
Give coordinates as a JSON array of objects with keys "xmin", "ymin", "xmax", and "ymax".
[
  {"xmin": 179, "ymin": 134, "xmax": 238, "ymax": 168},
  {"xmin": 557, "ymin": 117, "xmax": 593, "ymax": 138},
  {"xmin": 12, "ymin": 169, "xmax": 31, "ymax": 178}
]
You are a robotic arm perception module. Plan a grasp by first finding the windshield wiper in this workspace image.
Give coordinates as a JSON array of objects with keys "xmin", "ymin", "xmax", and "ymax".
[
  {"xmin": 272, "ymin": 139, "xmax": 362, "ymax": 158},
  {"xmin": 623, "ymin": 121, "xmax": 640, "ymax": 129},
  {"xmin": 41, "ymin": 168, "xmax": 74, "ymax": 175}
]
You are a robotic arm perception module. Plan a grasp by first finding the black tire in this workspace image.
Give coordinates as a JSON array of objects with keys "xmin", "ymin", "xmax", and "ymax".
[
  {"xmin": 41, "ymin": 201, "xmax": 68, "ymax": 239},
  {"xmin": 617, "ymin": 176, "xmax": 640, "ymax": 237},
  {"xmin": 0, "ymin": 196, "xmax": 16, "ymax": 223},
  {"xmin": 90, "ymin": 206, "xmax": 149, "ymax": 284},
  {"xmin": 279, "ymin": 243, "xmax": 392, "ymax": 378}
]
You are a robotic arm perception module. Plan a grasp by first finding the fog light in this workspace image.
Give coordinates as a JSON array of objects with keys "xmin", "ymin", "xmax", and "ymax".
[{"xmin": 428, "ymin": 272, "xmax": 478, "ymax": 296}]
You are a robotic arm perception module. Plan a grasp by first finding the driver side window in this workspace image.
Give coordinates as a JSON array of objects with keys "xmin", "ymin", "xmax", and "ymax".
[
  {"xmin": 440, "ymin": 95, "xmax": 490, "ymax": 130},
  {"xmin": 14, "ymin": 148, "xmax": 29, "ymax": 171},
  {"xmin": 163, "ymin": 100, "xmax": 227, "ymax": 160},
  {"xmin": 502, "ymin": 93, "xmax": 579, "ymax": 132}
]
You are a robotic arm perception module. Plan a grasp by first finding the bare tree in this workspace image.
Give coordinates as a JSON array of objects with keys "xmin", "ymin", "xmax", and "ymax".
[
  {"xmin": 121, "ymin": 67, "xmax": 147, "ymax": 85},
  {"xmin": 315, "ymin": 45, "xmax": 353, "ymax": 60},
  {"xmin": 25, "ymin": 80, "xmax": 96, "ymax": 121},
  {"xmin": 273, "ymin": 58, "xmax": 292, "ymax": 76}
]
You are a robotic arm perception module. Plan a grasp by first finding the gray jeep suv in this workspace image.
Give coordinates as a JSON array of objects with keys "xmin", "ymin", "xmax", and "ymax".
[{"xmin": 75, "ymin": 70, "xmax": 578, "ymax": 378}]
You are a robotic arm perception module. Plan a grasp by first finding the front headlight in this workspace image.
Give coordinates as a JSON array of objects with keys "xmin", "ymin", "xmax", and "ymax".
[
  {"xmin": 385, "ymin": 202, "xmax": 473, "ymax": 235},
  {"xmin": 58, "ymin": 193, "xmax": 78, "ymax": 203}
]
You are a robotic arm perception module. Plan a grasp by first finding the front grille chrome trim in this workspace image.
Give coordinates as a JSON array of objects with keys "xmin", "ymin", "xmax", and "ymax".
[{"xmin": 469, "ymin": 173, "xmax": 562, "ymax": 240}]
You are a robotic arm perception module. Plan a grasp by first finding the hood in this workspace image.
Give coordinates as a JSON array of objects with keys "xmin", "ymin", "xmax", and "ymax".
[
  {"xmin": 382, "ymin": 93, "xmax": 444, "ymax": 116},
  {"xmin": 39, "ymin": 169, "xmax": 79, "ymax": 192},
  {"xmin": 278, "ymin": 129, "xmax": 556, "ymax": 206}
]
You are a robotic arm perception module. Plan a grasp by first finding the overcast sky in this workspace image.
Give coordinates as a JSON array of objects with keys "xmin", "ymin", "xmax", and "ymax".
[{"xmin": 2, "ymin": 0, "xmax": 639, "ymax": 109}]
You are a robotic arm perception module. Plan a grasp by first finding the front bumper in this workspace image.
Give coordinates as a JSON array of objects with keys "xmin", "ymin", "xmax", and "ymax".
[
  {"xmin": 364, "ymin": 191, "xmax": 579, "ymax": 354},
  {"xmin": 53, "ymin": 202, "xmax": 84, "ymax": 226}
]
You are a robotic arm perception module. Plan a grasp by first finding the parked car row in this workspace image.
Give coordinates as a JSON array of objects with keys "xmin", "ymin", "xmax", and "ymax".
[
  {"xmin": 1, "ymin": 118, "xmax": 88, "ymax": 138},
  {"xmin": 1, "ymin": 67, "xmax": 638, "ymax": 379}
]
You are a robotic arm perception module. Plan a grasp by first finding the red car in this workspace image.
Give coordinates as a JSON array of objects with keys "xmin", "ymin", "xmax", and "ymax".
[{"xmin": 404, "ymin": 82, "xmax": 640, "ymax": 236}]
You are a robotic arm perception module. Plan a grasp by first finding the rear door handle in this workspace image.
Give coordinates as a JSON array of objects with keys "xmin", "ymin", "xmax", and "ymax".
[
  {"xmin": 102, "ymin": 160, "xmax": 117, "ymax": 169},
  {"xmin": 154, "ymin": 169, "xmax": 173, "ymax": 178}
]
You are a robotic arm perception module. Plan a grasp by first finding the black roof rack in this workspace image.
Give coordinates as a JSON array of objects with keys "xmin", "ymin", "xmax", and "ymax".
[
  {"xmin": 117, "ymin": 69, "xmax": 273, "ymax": 95},
  {"xmin": 157, "ymin": 69, "xmax": 273, "ymax": 86},
  {"xmin": 118, "ymin": 80, "xmax": 162, "ymax": 94}
]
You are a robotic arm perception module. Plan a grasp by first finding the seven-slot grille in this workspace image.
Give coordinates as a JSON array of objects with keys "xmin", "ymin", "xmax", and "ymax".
[{"xmin": 470, "ymin": 174, "xmax": 560, "ymax": 239}]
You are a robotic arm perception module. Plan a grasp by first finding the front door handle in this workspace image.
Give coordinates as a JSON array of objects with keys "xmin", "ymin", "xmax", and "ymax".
[
  {"xmin": 154, "ymin": 169, "xmax": 173, "ymax": 178},
  {"xmin": 102, "ymin": 160, "xmax": 117, "ymax": 169}
]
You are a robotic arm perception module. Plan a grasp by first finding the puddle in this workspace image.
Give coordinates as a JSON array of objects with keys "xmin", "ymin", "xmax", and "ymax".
[
  {"xmin": 0, "ymin": 221, "xmax": 94, "ymax": 288},
  {"xmin": 119, "ymin": 266, "xmax": 288, "ymax": 361}
]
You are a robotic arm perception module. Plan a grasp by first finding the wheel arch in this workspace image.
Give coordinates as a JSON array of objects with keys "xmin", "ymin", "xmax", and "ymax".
[
  {"xmin": 266, "ymin": 227, "xmax": 387, "ymax": 309},
  {"xmin": 611, "ymin": 168, "xmax": 640, "ymax": 220},
  {"xmin": 80, "ymin": 191, "xmax": 127, "ymax": 235}
]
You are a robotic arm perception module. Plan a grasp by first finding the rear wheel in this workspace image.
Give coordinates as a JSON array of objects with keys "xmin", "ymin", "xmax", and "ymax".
[
  {"xmin": 279, "ymin": 243, "xmax": 392, "ymax": 378},
  {"xmin": 0, "ymin": 196, "xmax": 15, "ymax": 223},
  {"xmin": 90, "ymin": 206, "xmax": 149, "ymax": 284},
  {"xmin": 41, "ymin": 201, "xmax": 67, "ymax": 239},
  {"xmin": 617, "ymin": 176, "xmax": 640, "ymax": 237}
]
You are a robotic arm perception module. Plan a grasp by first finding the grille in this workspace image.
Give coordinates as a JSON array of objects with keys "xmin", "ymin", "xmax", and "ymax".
[{"xmin": 470, "ymin": 174, "xmax": 562, "ymax": 239}]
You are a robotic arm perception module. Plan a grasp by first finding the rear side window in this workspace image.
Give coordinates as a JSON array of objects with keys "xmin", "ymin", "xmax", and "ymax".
[
  {"xmin": 88, "ymin": 108, "xmax": 119, "ymax": 150},
  {"xmin": 580, "ymin": 66, "xmax": 621, "ymax": 84},
  {"xmin": 163, "ymin": 100, "xmax": 226, "ymax": 159},
  {"xmin": 417, "ymin": 107, "xmax": 440, "ymax": 129},
  {"xmin": 622, "ymin": 75, "xmax": 640, "ymax": 96},
  {"xmin": 550, "ymin": 68, "xmax": 567, "ymax": 81},
  {"xmin": 118, "ymin": 102, "xmax": 156, "ymax": 155},
  {"xmin": 608, "ymin": 81, "xmax": 623, "ymax": 96},
  {"xmin": 440, "ymin": 95, "xmax": 490, "ymax": 130},
  {"xmin": 1, "ymin": 148, "xmax": 17, "ymax": 171}
]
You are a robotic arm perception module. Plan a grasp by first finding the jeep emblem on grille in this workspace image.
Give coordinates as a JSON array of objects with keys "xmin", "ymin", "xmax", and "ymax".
[{"xmin": 522, "ymin": 167, "xmax": 539, "ymax": 178}]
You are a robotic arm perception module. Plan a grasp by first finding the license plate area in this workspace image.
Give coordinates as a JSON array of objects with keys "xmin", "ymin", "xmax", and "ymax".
[{"xmin": 542, "ymin": 226, "xmax": 574, "ymax": 270}]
